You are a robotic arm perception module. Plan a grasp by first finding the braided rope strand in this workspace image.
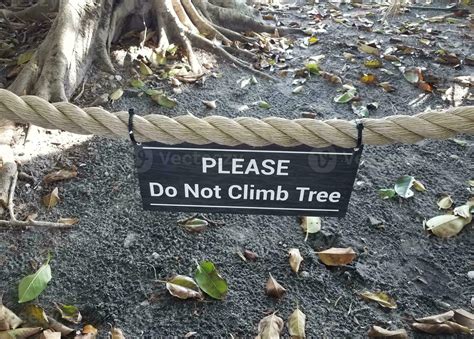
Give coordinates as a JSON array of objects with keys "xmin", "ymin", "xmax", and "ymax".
[{"xmin": 0, "ymin": 89, "xmax": 473, "ymax": 148}]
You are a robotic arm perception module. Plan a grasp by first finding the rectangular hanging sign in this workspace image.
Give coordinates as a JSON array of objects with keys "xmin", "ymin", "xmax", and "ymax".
[{"xmin": 134, "ymin": 142, "xmax": 362, "ymax": 217}]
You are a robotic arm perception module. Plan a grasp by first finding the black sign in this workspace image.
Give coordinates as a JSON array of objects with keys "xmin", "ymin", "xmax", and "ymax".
[{"xmin": 134, "ymin": 142, "xmax": 362, "ymax": 216}]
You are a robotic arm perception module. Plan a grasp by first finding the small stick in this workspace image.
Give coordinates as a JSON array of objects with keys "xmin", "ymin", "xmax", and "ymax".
[
  {"xmin": 7, "ymin": 171, "xmax": 18, "ymax": 221},
  {"xmin": 0, "ymin": 218, "xmax": 74, "ymax": 229}
]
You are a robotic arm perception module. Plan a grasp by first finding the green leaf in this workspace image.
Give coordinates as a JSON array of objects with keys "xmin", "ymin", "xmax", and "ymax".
[
  {"xmin": 334, "ymin": 89, "xmax": 356, "ymax": 103},
  {"xmin": 145, "ymin": 89, "xmax": 163, "ymax": 96},
  {"xmin": 378, "ymin": 188, "xmax": 396, "ymax": 200},
  {"xmin": 152, "ymin": 94, "xmax": 177, "ymax": 109},
  {"xmin": 130, "ymin": 79, "xmax": 145, "ymax": 88},
  {"xmin": 109, "ymin": 88, "xmax": 123, "ymax": 101},
  {"xmin": 139, "ymin": 62, "xmax": 153, "ymax": 76},
  {"xmin": 17, "ymin": 50, "xmax": 35, "ymax": 65},
  {"xmin": 394, "ymin": 175, "xmax": 415, "ymax": 199},
  {"xmin": 258, "ymin": 101, "xmax": 271, "ymax": 109},
  {"xmin": 305, "ymin": 61, "xmax": 320, "ymax": 74},
  {"xmin": 194, "ymin": 261, "xmax": 228, "ymax": 300},
  {"xmin": 55, "ymin": 303, "xmax": 82, "ymax": 324},
  {"xmin": 18, "ymin": 258, "xmax": 52, "ymax": 303}
]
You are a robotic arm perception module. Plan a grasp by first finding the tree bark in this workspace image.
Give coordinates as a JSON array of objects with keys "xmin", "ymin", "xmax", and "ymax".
[{"xmin": 6, "ymin": 0, "xmax": 284, "ymax": 101}]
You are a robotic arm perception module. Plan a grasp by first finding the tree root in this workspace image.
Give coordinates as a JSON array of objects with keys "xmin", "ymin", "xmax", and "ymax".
[{"xmin": 7, "ymin": 0, "xmax": 290, "ymax": 101}]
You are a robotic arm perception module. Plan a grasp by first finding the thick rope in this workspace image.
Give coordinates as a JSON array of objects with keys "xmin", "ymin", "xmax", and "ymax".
[{"xmin": 0, "ymin": 89, "xmax": 473, "ymax": 148}]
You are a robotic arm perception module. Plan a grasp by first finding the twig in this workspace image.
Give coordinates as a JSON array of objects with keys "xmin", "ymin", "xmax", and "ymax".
[
  {"xmin": 7, "ymin": 171, "xmax": 18, "ymax": 221},
  {"xmin": 72, "ymin": 75, "xmax": 88, "ymax": 103},
  {"xmin": 0, "ymin": 218, "xmax": 74, "ymax": 229}
]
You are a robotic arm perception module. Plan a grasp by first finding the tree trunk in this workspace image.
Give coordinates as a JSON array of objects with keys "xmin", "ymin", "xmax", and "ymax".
[{"xmin": 7, "ymin": 0, "xmax": 286, "ymax": 102}]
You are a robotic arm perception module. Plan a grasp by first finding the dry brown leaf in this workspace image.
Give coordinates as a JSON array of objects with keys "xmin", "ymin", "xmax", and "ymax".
[
  {"xmin": 415, "ymin": 310, "xmax": 454, "ymax": 324},
  {"xmin": 379, "ymin": 82, "xmax": 396, "ymax": 92},
  {"xmin": 0, "ymin": 303, "xmax": 22, "ymax": 330},
  {"xmin": 320, "ymin": 71, "xmax": 342, "ymax": 84},
  {"xmin": 47, "ymin": 316, "xmax": 74, "ymax": 336},
  {"xmin": 110, "ymin": 327, "xmax": 126, "ymax": 339},
  {"xmin": 360, "ymin": 291, "xmax": 397, "ymax": 309},
  {"xmin": 58, "ymin": 218, "xmax": 79, "ymax": 225},
  {"xmin": 425, "ymin": 213, "xmax": 471, "ymax": 238},
  {"xmin": 288, "ymin": 248, "xmax": 303, "ymax": 273},
  {"xmin": 412, "ymin": 180, "xmax": 426, "ymax": 192},
  {"xmin": 166, "ymin": 275, "xmax": 203, "ymax": 300},
  {"xmin": 43, "ymin": 168, "xmax": 77, "ymax": 184},
  {"xmin": 23, "ymin": 304, "xmax": 48, "ymax": 328},
  {"xmin": 256, "ymin": 313, "xmax": 284, "ymax": 339},
  {"xmin": 202, "ymin": 100, "xmax": 217, "ymax": 109},
  {"xmin": 265, "ymin": 274, "xmax": 286, "ymax": 298},
  {"xmin": 437, "ymin": 195, "xmax": 453, "ymax": 210},
  {"xmin": 317, "ymin": 247, "xmax": 356, "ymax": 266},
  {"xmin": 82, "ymin": 325, "xmax": 98, "ymax": 335},
  {"xmin": 453, "ymin": 309, "xmax": 474, "ymax": 329},
  {"xmin": 0, "ymin": 327, "xmax": 42, "ymax": 339},
  {"xmin": 361, "ymin": 73, "xmax": 377, "ymax": 84},
  {"xmin": 412, "ymin": 321, "xmax": 472, "ymax": 335},
  {"xmin": 243, "ymin": 249, "xmax": 258, "ymax": 261},
  {"xmin": 40, "ymin": 329, "xmax": 62, "ymax": 339},
  {"xmin": 42, "ymin": 187, "xmax": 60, "ymax": 209},
  {"xmin": 288, "ymin": 308, "xmax": 306, "ymax": 338},
  {"xmin": 367, "ymin": 325, "xmax": 408, "ymax": 338}
]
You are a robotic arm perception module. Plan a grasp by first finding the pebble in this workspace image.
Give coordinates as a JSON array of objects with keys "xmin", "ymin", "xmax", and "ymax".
[
  {"xmin": 300, "ymin": 271, "xmax": 310, "ymax": 278},
  {"xmin": 151, "ymin": 252, "xmax": 159, "ymax": 259},
  {"xmin": 115, "ymin": 75, "xmax": 123, "ymax": 81},
  {"xmin": 468, "ymin": 271, "xmax": 474, "ymax": 280},
  {"xmin": 123, "ymin": 232, "xmax": 138, "ymax": 248},
  {"xmin": 368, "ymin": 216, "xmax": 383, "ymax": 227}
]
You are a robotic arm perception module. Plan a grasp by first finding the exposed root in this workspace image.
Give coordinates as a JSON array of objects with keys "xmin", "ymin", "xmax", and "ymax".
[
  {"xmin": 187, "ymin": 32, "xmax": 275, "ymax": 80},
  {"xmin": 8, "ymin": 0, "xmax": 294, "ymax": 101}
]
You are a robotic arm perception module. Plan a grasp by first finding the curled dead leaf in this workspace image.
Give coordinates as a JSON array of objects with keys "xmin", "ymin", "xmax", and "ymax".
[
  {"xmin": 0, "ymin": 302, "xmax": 22, "ymax": 330},
  {"xmin": 412, "ymin": 321, "xmax": 472, "ymax": 335},
  {"xmin": 288, "ymin": 248, "xmax": 303, "ymax": 273},
  {"xmin": 256, "ymin": 313, "xmax": 284, "ymax": 339},
  {"xmin": 361, "ymin": 73, "xmax": 377, "ymax": 85},
  {"xmin": 47, "ymin": 316, "xmax": 74, "ymax": 336},
  {"xmin": 317, "ymin": 247, "xmax": 356, "ymax": 266},
  {"xmin": 265, "ymin": 274, "xmax": 286, "ymax": 298},
  {"xmin": 367, "ymin": 325, "xmax": 408, "ymax": 338},
  {"xmin": 453, "ymin": 309, "xmax": 474, "ymax": 329},
  {"xmin": 43, "ymin": 168, "xmax": 77, "ymax": 184},
  {"xmin": 437, "ymin": 195, "xmax": 453, "ymax": 210},
  {"xmin": 42, "ymin": 187, "xmax": 60, "ymax": 209},
  {"xmin": 202, "ymin": 100, "xmax": 217, "ymax": 109},
  {"xmin": 425, "ymin": 212, "xmax": 471, "ymax": 238},
  {"xmin": 415, "ymin": 310, "xmax": 454, "ymax": 324},
  {"xmin": 40, "ymin": 329, "xmax": 62, "ymax": 339},
  {"xmin": 166, "ymin": 275, "xmax": 203, "ymax": 300},
  {"xmin": 0, "ymin": 327, "xmax": 42, "ymax": 339},
  {"xmin": 110, "ymin": 327, "xmax": 126, "ymax": 339},
  {"xmin": 320, "ymin": 71, "xmax": 342, "ymax": 84},
  {"xmin": 360, "ymin": 291, "xmax": 397, "ymax": 309}
]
